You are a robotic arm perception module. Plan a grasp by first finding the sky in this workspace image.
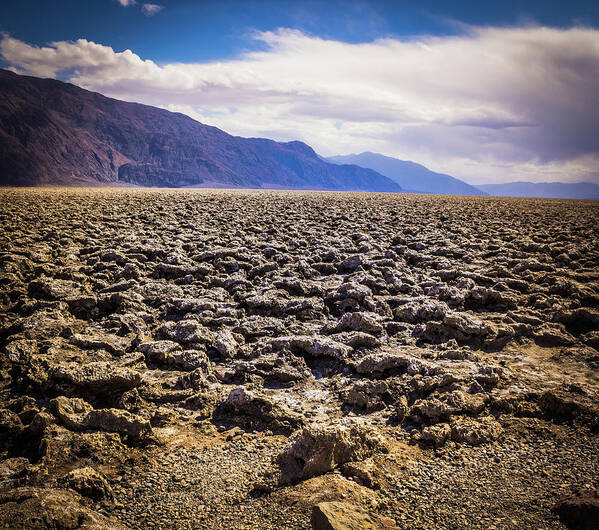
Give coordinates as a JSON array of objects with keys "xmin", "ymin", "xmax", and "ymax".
[{"xmin": 1, "ymin": 0, "xmax": 599, "ymax": 184}]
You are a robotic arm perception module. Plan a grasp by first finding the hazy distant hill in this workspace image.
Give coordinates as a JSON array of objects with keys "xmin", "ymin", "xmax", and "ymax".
[
  {"xmin": 0, "ymin": 69, "xmax": 400, "ymax": 192},
  {"xmin": 328, "ymin": 152, "xmax": 485, "ymax": 195},
  {"xmin": 475, "ymin": 181, "xmax": 599, "ymax": 199}
]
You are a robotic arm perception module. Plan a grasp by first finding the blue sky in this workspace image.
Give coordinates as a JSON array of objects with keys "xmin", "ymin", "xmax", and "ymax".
[
  {"xmin": 2, "ymin": 0, "xmax": 597, "ymax": 63},
  {"xmin": 1, "ymin": 1, "xmax": 599, "ymax": 184}
]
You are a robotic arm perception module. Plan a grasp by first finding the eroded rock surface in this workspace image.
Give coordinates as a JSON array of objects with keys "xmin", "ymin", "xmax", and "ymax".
[{"xmin": 0, "ymin": 188, "xmax": 598, "ymax": 529}]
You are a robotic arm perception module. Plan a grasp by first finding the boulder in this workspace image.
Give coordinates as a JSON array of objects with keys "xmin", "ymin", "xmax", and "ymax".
[
  {"xmin": 0, "ymin": 458, "xmax": 30, "ymax": 491},
  {"xmin": 178, "ymin": 362, "xmax": 216, "ymax": 390},
  {"xmin": 157, "ymin": 320, "xmax": 214, "ymax": 344},
  {"xmin": 271, "ymin": 336, "xmax": 353, "ymax": 362},
  {"xmin": 311, "ymin": 501, "xmax": 393, "ymax": 530},
  {"xmin": 277, "ymin": 423, "xmax": 387, "ymax": 484},
  {"xmin": 0, "ymin": 487, "xmax": 125, "ymax": 529},
  {"xmin": 334, "ymin": 312, "xmax": 384, "ymax": 336},
  {"xmin": 65, "ymin": 467, "xmax": 113, "ymax": 501},
  {"xmin": 355, "ymin": 352, "xmax": 410, "ymax": 376},
  {"xmin": 48, "ymin": 362, "xmax": 142, "ymax": 394},
  {"xmin": 554, "ymin": 489, "xmax": 599, "ymax": 530},
  {"xmin": 138, "ymin": 340, "xmax": 181, "ymax": 363},
  {"xmin": 410, "ymin": 390, "xmax": 488, "ymax": 424},
  {"xmin": 394, "ymin": 300, "xmax": 448, "ymax": 323},
  {"xmin": 83, "ymin": 408, "xmax": 155, "ymax": 444},
  {"xmin": 341, "ymin": 380, "xmax": 391, "ymax": 412},
  {"xmin": 450, "ymin": 416, "xmax": 503, "ymax": 445},
  {"xmin": 395, "ymin": 395, "xmax": 409, "ymax": 422},
  {"xmin": 420, "ymin": 423, "xmax": 452, "ymax": 448},
  {"xmin": 0, "ymin": 409, "xmax": 24, "ymax": 450},
  {"xmin": 228, "ymin": 353, "xmax": 311, "ymax": 387},
  {"xmin": 50, "ymin": 396, "xmax": 93, "ymax": 431},
  {"xmin": 213, "ymin": 329, "xmax": 240, "ymax": 358},
  {"xmin": 217, "ymin": 386, "xmax": 305, "ymax": 435}
]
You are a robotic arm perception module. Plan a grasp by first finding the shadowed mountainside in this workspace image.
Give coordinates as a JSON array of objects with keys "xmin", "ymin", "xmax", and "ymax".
[
  {"xmin": 328, "ymin": 152, "xmax": 485, "ymax": 196},
  {"xmin": 0, "ymin": 69, "xmax": 400, "ymax": 192},
  {"xmin": 476, "ymin": 181, "xmax": 599, "ymax": 199}
]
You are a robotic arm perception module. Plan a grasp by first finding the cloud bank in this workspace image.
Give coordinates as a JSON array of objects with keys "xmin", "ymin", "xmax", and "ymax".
[{"xmin": 2, "ymin": 26, "xmax": 599, "ymax": 183}]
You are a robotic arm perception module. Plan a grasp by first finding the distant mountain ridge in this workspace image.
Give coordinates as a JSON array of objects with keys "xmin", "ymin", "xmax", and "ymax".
[
  {"xmin": 475, "ymin": 181, "xmax": 599, "ymax": 199},
  {"xmin": 328, "ymin": 152, "xmax": 485, "ymax": 196},
  {"xmin": 0, "ymin": 69, "xmax": 400, "ymax": 192}
]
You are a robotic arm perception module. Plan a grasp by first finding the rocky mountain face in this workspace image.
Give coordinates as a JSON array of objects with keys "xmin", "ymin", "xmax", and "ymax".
[
  {"xmin": 0, "ymin": 69, "xmax": 400, "ymax": 192},
  {"xmin": 476, "ymin": 181, "xmax": 599, "ymax": 199},
  {"xmin": 328, "ymin": 152, "xmax": 485, "ymax": 196}
]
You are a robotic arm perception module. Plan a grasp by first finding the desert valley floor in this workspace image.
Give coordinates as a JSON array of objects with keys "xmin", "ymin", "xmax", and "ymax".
[{"xmin": 0, "ymin": 188, "xmax": 598, "ymax": 529}]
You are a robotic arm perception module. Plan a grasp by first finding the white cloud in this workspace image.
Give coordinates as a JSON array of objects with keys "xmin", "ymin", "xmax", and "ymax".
[
  {"xmin": 116, "ymin": 0, "xmax": 136, "ymax": 6},
  {"xmin": 141, "ymin": 4, "xmax": 163, "ymax": 16},
  {"xmin": 2, "ymin": 26, "xmax": 599, "ymax": 183}
]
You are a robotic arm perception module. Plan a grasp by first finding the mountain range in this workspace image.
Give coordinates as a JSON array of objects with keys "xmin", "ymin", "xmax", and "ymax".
[
  {"xmin": 2, "ymin": 69, "xmax": 598, "ymax": 199},
  {"xmin": 328, "ymin": 152, "xmax": 486, "ymax": 195},
  {"xmin": 475, "ymin": 181, "xmax": 599, "ymax": 200},
  {"xmin": 0, "ymin": 69, "xmax": 400, "ymax": 192}
]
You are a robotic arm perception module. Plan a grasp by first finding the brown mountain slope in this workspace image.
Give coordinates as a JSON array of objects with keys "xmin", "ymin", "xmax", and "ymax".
[{"xmin": 0, "ymin": 69, "xmax": 401, "ymax": 191}]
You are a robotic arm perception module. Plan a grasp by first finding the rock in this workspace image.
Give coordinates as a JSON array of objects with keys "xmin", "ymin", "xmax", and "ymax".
[
  {"xmin": 50, "ymin": 396, "xmax": 93, "ymax": 431},
  {"xmin": 422, "ymin": 311, "xmax": 492, "ymax": 345},
  {"xmin": 410, "ymin": 390, "xmax": 488, "ymax": 424},
  {"xmin": 277, "ymin": 423, "xmax": 388, "ymax": 484},
  {"xmin": 28, "ymin": 278, "xmax": 88, "ymax": 302},
  {"xmin": 213, "ymin": 329, "xmax": 240, "ymax": 358},
  {"xmin": 157, "ymin": 320, "xmax": 214, "ymax": 344},
  {"xmin": 326, "ymin": 282, "xmax": 376, "ymax": 314},
  {"xmin": 138, "ymin": 340, "xmax": 181, "ymax": 363},
  {"xmin": 228, "ymin": 352, "xmax": 311, "ymax": 386},
  {"xmin": 178, "ymin": 361, "xmax": 216, "ymax": 390},
  {"xmin": 334, "ymin": 312, "xmax": 384, "ymax": 335},
  {"xmin": 0, "ymin": 487, "xmax": 125, "ymax": 529},
  {"xmin": 245, "ymin": 291, "xmax": 324, "ymax": 319},
  {"xmin": 0, "ymin": 409, "xmax": 24, "ymax": 450},
  {"xmin": 51, "ymin": 392, "xmax": 151, "ymax": 443},
  {"xmin": 538, "ymin": 390, "xmax": 599, "ymax": 427},
  {"xmin": 311, "ymin": 501, "xmax": 392, "ymax": 530},
  {"xmin": 217, "ymin": 386, "xmax": 305, "ymax": 435},
  {"xmin": 337, "ymin": 254, "xmax": 364, "ymax": 273},
  {"xmin": 464, "ymin": 287, "xmax": 517, "ymax": 311},
  {"xmin": 48, "ymin": 362, "xmax": 142, "ymax": 395},
  {"xmin": 140, "ymin": 339, "xmax": 212, "ymax": 371},
  {"xmin": 394, "ymin": 300, "xmax": 448, "ymax": 323},
  {"xmin": 555, "ymin": 308, "xmax": 599, "ymax": 336},
  {"xmin": 355, "ymin": 351, "xmax": 410, "ymax": 376},
  {"xmin": 69, "ymin": 332, "xmax": 130, "ymax": 356},
  {"xmin": 395, "ymin": 395, "xmax": 409, "ymax": 422},
  {"xmin": 533, "ymin": 326, "xmax": 575, "ymax": 347},
  {"xmin": 420, "ymin": 423, "xmax": 452, "ymax": 448},
  {"xmin": 331, "ymin": 331, "xmax": 381, "ymax": 349},
  {"xmin": 450, "ymin": 416, "xmax": 503, "ymax": 445},
  {"xmin": 341, "ymin": 380, "xmax": 391, "ymax": 412},
  {"xmin": 554, "ymin": 489, "xmax": 599, "ymax": 530},
  {"xmin": 271, "ymin": 336, "xmax": 353, "ymax": 362},
  {"xmin": 151, "ymin": 406, "xmax": 178, "ymax": 427},
  {"xmin": 83, "ymin": 409, "xmax": 155, "ymax": 444},
  {"xmin": 5, "ymin": 339, "xmax": 38, "ymax": 363},
  {"xmin": 168, "ymin": 349, "xmax": 212, "ymax": 372},
  {"xmin": 0, "ymin": 458, "xmax": 30, "ymax": 490},
  {"xmin": 65, "ymin": 467, "xmax": 113, "ymax": 501}
]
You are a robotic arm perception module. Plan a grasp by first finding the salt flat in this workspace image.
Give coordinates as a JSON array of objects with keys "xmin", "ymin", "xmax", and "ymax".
[{"xmin": 0, "ymin": 188, "xmax": 598, "ymax": 529}]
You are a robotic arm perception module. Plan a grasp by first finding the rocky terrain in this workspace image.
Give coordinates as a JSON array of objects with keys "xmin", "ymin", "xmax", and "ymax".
[{"xmin": 0, "ymin": 188, "xmax": 598, "ymax": 529}]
